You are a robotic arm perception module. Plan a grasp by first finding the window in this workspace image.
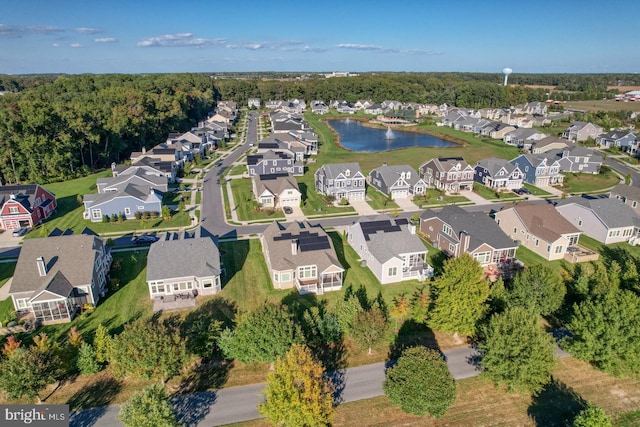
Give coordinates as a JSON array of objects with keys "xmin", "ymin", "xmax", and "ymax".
[
  {"xmin": 388, "ymin": 267, "xmax": 397, "ymax": 277},
  {"xmin": 547, "ymin": 245, "xmax": 551, "ymax": 253},
  {"xmin": 448, "ymin": 243, "xmax": 455, "ymax": 253},
  {"xmin": 633, "ymin": 201, "xmax": 638, "ymax": 208},
  {"xmin": 577, "ymin": 219, "xmax": 583, "ymax": 226},
  {"xmin": 443, "ymin": 225, "xmax": 452, "ymax": 236},
  {"xmin": 513, "ymin": 227, "xmax": 518, "ymax": 234},
  {"xmin": 137, "ymin": 206, "xmax": 145, "ymax": 210},
  {"xmin": 274, "ymin": 273, "xmax": 279, "ymax": 282},
  {"xmin": 16, "ymin": 298, "xmax": 28, "ymax": 309},
  {"xmin": 91, "ymin": 209, "xmax": 102, "ymax": 220},
  {"xmin": 202, "ymin": 279, "xmax": 213, "ymax": 288},
  {"xmin": 9, "ymin": 206, "xmax": 19, "ymax": 214},
  {"xmin": 298, "ymin": 265, "xmax": 317, "ymax": 279},
  {"xmin": 124, "ymin": 207, "xmax": 131, "ymax": 215},
  {"xmin": 473, "ymin": 252, "xmax": 491, "ymax": 264},
  {"xmin": 281, "ymin": 273, "xmax": 290, "ymax": 282}
]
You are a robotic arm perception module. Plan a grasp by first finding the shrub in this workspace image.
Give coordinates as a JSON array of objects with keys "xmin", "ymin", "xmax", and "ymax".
[
  {"xmin": 134, "ymin": 211, "xmax": 142, "ymax": 220},
  {"xmin": 102, "ymin": 214, "xmax": 110, "ymax": 223}
]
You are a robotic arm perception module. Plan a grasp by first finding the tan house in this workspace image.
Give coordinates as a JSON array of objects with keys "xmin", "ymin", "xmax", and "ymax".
[
  {"xmin": 494, "ymin": 202, "xmax": 582, "ymax": 261},
  {"xmin": 252, "ymin": 173, "xmax": 301, "ymax": 209},
  {"xmin": 261, "ymin": 221, "xmax": 344, "ymax": 295}
]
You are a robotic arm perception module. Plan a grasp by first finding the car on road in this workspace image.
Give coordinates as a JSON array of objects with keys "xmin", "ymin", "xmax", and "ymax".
[
  {"xmin": 132, "ymin": 234, "xmax": 159, "ymax": 245},
  {"xmin": 12, "ymin": 227, "xmax": 30, "ymax": 237},
  {"xmin": 283, "ymin": 206, "xmax": 293, "ymax": 214}
]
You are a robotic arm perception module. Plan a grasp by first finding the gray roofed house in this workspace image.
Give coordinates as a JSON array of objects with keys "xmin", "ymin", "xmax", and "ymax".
[
  {"xmin": 556, "ymin": 196, "xmax": 640, "ymax": 244},
  {"xmin": 545, "ymin": 146, "xmax": 603, "ymax": 174},
  {"xmin": 315, "ymin": 162, "xmax": 366, "ymax": 201},
  {"xmin": 247, "ymin": 150, "xmax": 303, "ymax": 176},
  {"xmin": 261, "ymin": 221, "xmax": 344, "ymax": 294},
  {"xmin": 610, "ymin": 183, "xmax": 640, "ymax": 216},
  {"xmin": 146, "ymin": 228, "xmax": 222, "ymax": 307},
  {"xmin": 112, "ymin": 157, "xmax": 177, "ymax": 183},
  {"xmin": 503, "ymin": 128, "xmax": 547, "ymax": 149},
  {"xmin": 348, "ymin": 216, "xmax": 433, "ymax": 284},
  {"xmin": 368, "ymin": 164, "xmax": 426, "ymax": 199},
  {"xmin": 596, "ymin": 130, "xmax": 638, "ymax": 154},
  {"xmin": 531, "ymin": 136, "xmax": 571, "ymax": 154},
  {"xmin": 96, "ymin": 169, "xmax": 168, "ymax": 194},
  {"xmin": 83, "ymin": 183, "xmax": 162, "ymax": 222},
  {"xmin": 418, "ymin": 157, "xmax": 475, "ymax": 193},
  {"xmin": 510, "ymin": 153, "xmax": 564, "ymax": 187},
  {"xmin": 252, "ymin": 173, "xmax": 301, "ymax": 209},
  {"xmin": 9, "ymin": 233, "xmax": 112, "ymax": 323},
  {"xmin": 474, "ymin": 157, "xmax": 524, "ymax": 191},
  {"xmin": 420, "ymin": 205, "xmax": 518, "ymax": 266},
  {"xmin": 562, "ymin": 121, "xmax": 604, "ymax": 142}
]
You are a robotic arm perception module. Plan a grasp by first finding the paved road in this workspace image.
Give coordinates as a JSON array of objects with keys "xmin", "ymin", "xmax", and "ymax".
[
  {"xmin": 70, "ymin": 346, "xmax": 480, "ymax": 427},
  {"xmin": 605, "ymin": 157, "xmax": 640, "ymax": 187}
]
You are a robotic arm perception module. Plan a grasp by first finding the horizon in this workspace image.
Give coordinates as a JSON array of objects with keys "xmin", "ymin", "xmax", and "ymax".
[{"xmin": 2, "ymin": 0, "xmax": 639, "ymax": 75}]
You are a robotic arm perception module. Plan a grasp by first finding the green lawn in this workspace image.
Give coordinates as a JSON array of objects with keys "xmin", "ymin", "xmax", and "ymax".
[
  {"xmin": 0, "ymin": 262, "xmax": 17, "ymax": 325},
  {"xmin": 20, "ymin": 251, "xmax": 152, "ymax": 343},
  {"xmin": 366, "ymin": 188, "xmax": 400, "ymax": 210},
  {"xmin": 229, "ymin": 164, "xmax": 248, "ymax": 176},
  {"xmin": 515, "ymin": 246, "xmax": 567, "ymax": 275},
  {"xmin": 412, "ymin": 188, "xmax": 470, "ymax": 207},
  {"xmin": 523, "ymin": 183, "xmax": 552, "ymax": 196},
  {"xmin": 560, "ymin": 168, "xmax": 620, "ymax": 194},
  {"xmin": 229, "ymin": 178, "xmax": 285, "ymax": 221},
  {"xmin": 297, "ymin": 176, "xmax": 356, "ymax": 216},
  {"xmin": 473, "ymin": 182, "xmax": 517, "ymax": 200},
  {"xmin": 195, "ymin": 191, "xmax": 201, "ymax": 205}
]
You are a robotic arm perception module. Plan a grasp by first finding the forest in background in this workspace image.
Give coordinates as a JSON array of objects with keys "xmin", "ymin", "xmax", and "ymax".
[{"xmin": 0, "ymin": 72, "xmax": 639, "ymax": 184}]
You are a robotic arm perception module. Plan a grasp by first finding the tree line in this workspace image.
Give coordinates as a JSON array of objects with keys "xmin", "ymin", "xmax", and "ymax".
[{"xmin": 0, "ymin": 73, "xmax": 216, "ymax": 184}]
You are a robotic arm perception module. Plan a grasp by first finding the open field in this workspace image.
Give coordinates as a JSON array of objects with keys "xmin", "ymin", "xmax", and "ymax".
[
  {"xmin": 563, "ymin": 100, "xmax": 640, "ymax": 113},
  {"xmin": 560, "ymin": 167, "xmax": 620, "ymax": 195}
]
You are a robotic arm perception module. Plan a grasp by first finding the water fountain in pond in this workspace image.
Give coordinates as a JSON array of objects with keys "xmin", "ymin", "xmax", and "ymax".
[
  {"xmin": 344, "ymin": 117, "xmax": 351, "ymax": 124},
  {"xmin": 385, "ymin": 126, "xmax": 396, "ymax": 140}
]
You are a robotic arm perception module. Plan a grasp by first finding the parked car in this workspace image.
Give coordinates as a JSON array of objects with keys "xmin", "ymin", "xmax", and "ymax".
[
  {"xmin": 132, "ymin": 234, "xmax": 158, "ymax": 244},
  {"xmin": 514, "ymin": 187, "xmax": 531, "ymax": 195},
  {"xmin": 12, "ymin": 227, "xmax": 30, "ymax": 237},
  {"xmin": 283, "ymin": 206, "xmax": 293, "ymax": 214}
]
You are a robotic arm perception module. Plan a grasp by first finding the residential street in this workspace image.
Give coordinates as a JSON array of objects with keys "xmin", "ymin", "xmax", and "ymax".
[{"xmin": 69, "ymin": 346, "xmax": 480, "ymax": 427}]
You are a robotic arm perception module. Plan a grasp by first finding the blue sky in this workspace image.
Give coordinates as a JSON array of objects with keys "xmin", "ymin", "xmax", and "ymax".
[{"xmin": 1, "ymin": 0, "xmax": 638, "ymax": 74}]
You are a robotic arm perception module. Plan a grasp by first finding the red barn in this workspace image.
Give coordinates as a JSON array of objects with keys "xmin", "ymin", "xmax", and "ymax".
[{"xmin": 0, "ymin": 184, "xmax": 57, "ymax": 230}]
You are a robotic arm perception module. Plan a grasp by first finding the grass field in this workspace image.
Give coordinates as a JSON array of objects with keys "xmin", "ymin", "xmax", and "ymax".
[
  {"xmin": 0, "ymin": 262, "xmax": 17, "ymax": 324},
  {"xmin": 229, "ymin": 178, "xmax": 285, "ymax": 221},
  {"xmin": 366, "ymin": 188, "xmax": 399, "ymax": 210},
  {"xmin": 563, "ymin": 100, "xmax": 640, "ymax": 113},
  {"xmin": 560, "ymin": 167, "xmax": 620, "ymax": 195}
]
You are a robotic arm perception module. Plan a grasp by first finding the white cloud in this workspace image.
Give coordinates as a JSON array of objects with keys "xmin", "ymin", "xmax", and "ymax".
[
  {"xmin": 225, "ymin": 39, "xmax": 325, "ymax": 53},
  {"xmin": 52, "ymin": 43, "xmax": 60, "ymax": 47},
  {"xmin": 138, "ymin": 33, "xmax": 226, "ymax": 47},
  {"xmin": 70, "ymin": 42, "xmax": 82, "ymax": 48},
  {"xmin": 95, "ymin": 37, "xmax": 117, "ymax": 43},
  {"xmin": 26, "ymin": 25, "xmax": 65, "ymax": 34},
  {"xmin": 337, "ymin": 43, "xmax": 442, "ymax": 55},
  {"xmin": 0, "ymin": 24, "xmax": 64, "ymax": 37},
  {"xmin": 76, "ymin": 27, "xmax": 103, "ymax": 34}
]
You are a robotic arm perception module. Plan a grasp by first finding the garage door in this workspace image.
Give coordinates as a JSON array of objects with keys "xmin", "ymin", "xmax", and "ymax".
[
  {"xmin": 392, "ymin": 190, "xmax": 408, "ymax": 199},
  {"xmin": 280, "ymin": 198, "xmax": 299, "ymax": 207}
]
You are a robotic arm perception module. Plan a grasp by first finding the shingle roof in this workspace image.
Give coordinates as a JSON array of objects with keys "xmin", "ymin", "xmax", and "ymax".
[
  {"xmin": 262, "ymin": 221, "xmax": 343, "ymax": 273},
  {"xmin": 370, "ymin": 165, "xmax": 421, "ymax": 187},
  {"xmin": 476, "ymin": 157, "xmax": 518, "ymax": 177},
  {"xmin": 146, "ymin": 229, "xmax": 221, "ymax": 282},
  {"xmin": 421, "ymin": 205, "xmax": 515, "ymax": 251},
  {"xmin": 254, "ymin": 174, "xmax": 300, "ymax": 198},
  {"xmin": 353, "ymin": 216, "xmax": 426, "ymax": 263},
  {"xmin": 317, "ymin": 163, "xmax": 363, "ymax": 179},
  {"xmin": 10, "ymin": 234, "xmax": 105, "ymax": 294},
  {"xmin": 504, "ymin": 202, "xmax": 580, "ymax": 242},
  {"xmin": 610, "ymin": 183, "xmax": 640, "ymax": 201},
  {"xmin": 557, "ymin": 196, "xmax": 640, "ymax": 228}
]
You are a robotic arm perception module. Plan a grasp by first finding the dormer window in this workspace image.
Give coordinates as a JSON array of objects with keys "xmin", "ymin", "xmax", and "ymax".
[{"xmin": 345, "ymin": 169, "xmax": 351, "ymax": 177}]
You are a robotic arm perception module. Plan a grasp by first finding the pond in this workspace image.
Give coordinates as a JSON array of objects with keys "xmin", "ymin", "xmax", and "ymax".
[{"xmin": 327, "ymin": 119, "xmax": 456, "ymax": 152}]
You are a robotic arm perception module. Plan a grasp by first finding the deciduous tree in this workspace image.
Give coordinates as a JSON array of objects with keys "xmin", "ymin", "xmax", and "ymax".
[
  {"xmin": 430, "ymin": 253, "xmax": 490, "ymax": 336},
  {"xmin": 258, "ymin": 344, "xmax": 333, "ymax": 427},
  {"xmin": 350, "ymin": 307, "xmax": 388, "ymax": 355},
  {"xmin": 479, "ymin": 307, "xmax": 556, "ymax": 394},
  {"xmin": 507, "ymin": 265, "xmax": 566, "ymax": 316},
  {"xmin": 573, "ymin": 404, "xmax": 612, "ymax": 427},
  {"xmin": 0, "ymin": 346, "xmax": 59, "ymax": 403},
  {"xmin": 118, "ymin": 383, "xmax": 179, "ymax": 427},
  {"xmin": 383, "ymin": 346, "xmax": 456, "ymax": 417}
]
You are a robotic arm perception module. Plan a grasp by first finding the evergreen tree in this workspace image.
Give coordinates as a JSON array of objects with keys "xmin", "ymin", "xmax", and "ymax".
[
  {"xmin": 507, "ymin": 265, "xmax": 566, "ymax": 316},
  {"xmin": 383, "ymin": 346, "xmax": 456, "ymax": 417},
  {"xmin": 77, "ymin": 342, "xmax": 101, "ymax": 376},
  {"xmin": 93, "ymin": 323, "xmax": 113, "ymax": 364},
  {"xmin": 258, "ymin": 344, "xmax": 333, "ymax": 427}
]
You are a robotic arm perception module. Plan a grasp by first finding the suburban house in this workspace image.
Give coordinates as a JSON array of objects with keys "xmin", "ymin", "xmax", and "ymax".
[
  {"xmin": 531, "ymin": 136, "xmax": 571, "ymax": 154},
  {"xmin": 261, "ymin": 221, "xmax": 344, "ymax": 295},
  {"xmin": 146, "ymin": 229, "xmax": 222, "ymax": 302},
  {"xmin": 420, "ymin": 205, "xmax": 518, "ymax": 266},
  {"xmin": 510, "ymin": 154, "xmax": 564, "ymax": 187},
  {"xmin": 96, "ymin": 169, "xmax": 168, "ymax": 194},
  {"xmin": 311, "ymin": 101, "xmax": 329, "ymax": 114},
  {"xmin": 503, "ymin": 128, "xmax": 547, "ymax": 150},
  {"xmin": 252, "ymin": 173, "xmax": 301, "ymax": 209},
  {"xmin": 368, "ymin": 164, "xmax": 426, "ymax": 199},
  {"xmin": 247, "ymin": 150, "xmax": 303, "ymax": 176},
  {"xmin": 494, "ymin": 203, "xmax": 582, "ymax": 261},
  {"xmin": 83, "ymin": 184, "xmax": 162, "ymax": 222},
  {"xmin": 315, "ymin": 162, "xmax": 366, "ymax": 201},
  {"xmin": 348, "ymin": 216, "xmax": 433, "ymax": 284},
  {"xmin": 556, "ymin": 196, "xmax": 640, "ymax": 244},
  {"xmin": 419, "ymin": 157, "xmax": 474, "ymax": 193},
  {"xmin": 112, "ymin": 157, "xmax": 177, "ymax": 183},
  {"xmin": 609, "ymin": 183, "xmax": 640, "ymax": 216},
  {"xmin": 550, "ymin": 146, "xmax": 604, "ymax": 174},
  {"xmin": 480, "ymin": 122, "xmax": 516, "ymax": 139},
  {"xmin": 257, "ymin": 135, "xmax": 305, "ymax": 161},
  {"xmin": 0, "ymin": 184, "xmax": 57, "ymax": 231},
  {"xmin": 596, "ymin": 130, "xmax": 638, "ymax": 155},
  {"xmin": 474, "ymin": 158, "xmax": 524, "ymax": 191},
  {"xmin": 562, "ymin": 122, "xmax": 604, "ymax": 142},
  {"xmin": 9, "ymin": 233, "xmax": 112, "ymax": 323},
  {"xmin": 248, "ymin": 98, "xmax": 261, "ymax": 108}
]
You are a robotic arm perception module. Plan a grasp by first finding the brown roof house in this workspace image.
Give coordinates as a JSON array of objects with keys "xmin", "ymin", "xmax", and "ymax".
[
  {"xmin": 8, "ymin": 233, "xmax": 112, "ymax": 323},
  {"xmin": 261, "ymin": 221, "xmax": 344, "ymax": 295},
  {"xmin": 494, "ymin": 202, "xmax": 594, "ymax": 262}
]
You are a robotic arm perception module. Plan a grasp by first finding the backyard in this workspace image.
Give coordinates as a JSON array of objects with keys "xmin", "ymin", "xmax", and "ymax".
[
  {"xmin": 560, "ymin": 166, "xmax": 620, "ymax": 194},
  {"xmin": 228, "ymin": 178, "xmax": 285, "ymax": 221}
]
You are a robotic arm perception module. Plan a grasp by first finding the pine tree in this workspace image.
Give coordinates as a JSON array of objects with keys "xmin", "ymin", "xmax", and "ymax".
[
  {"xmin": 77, "ymin": 342, "xmax": 101, "ymax": 376},
  {"xmin": 94, "ymin": 324, "xmax": 112, "ymax": 364}
]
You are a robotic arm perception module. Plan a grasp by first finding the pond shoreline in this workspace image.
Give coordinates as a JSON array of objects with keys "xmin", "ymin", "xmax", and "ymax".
[{"xmin": 322, "ymin": 116, "xmax": 465, "ymax": 153}]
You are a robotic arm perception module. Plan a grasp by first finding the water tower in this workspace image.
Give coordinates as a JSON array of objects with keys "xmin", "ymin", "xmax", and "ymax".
[{"xmin": 502, "ymin": 68, "xmax": 512, "ymax": 86}]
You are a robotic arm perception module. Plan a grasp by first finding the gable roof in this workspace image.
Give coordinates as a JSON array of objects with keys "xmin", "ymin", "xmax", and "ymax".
[
  {"xmin": 610, "ymin": 183, "xmax": 640, "ymax": 201},
  {"xmin": 476, "ymin": 157, "xmax": 519, "ymax": 177},
  {"xmin": 353, "ymin": 216, "xmax": 426, "ymax": 263},
  {"xmin": 97, "ymin": 169, "xmax": 167, "ymax": 191},
  {"xmin": 0, "ymin": 184, "xmax": 53, "ymax": 213},
  {"xmin": 370, "ymin": 164, "xmax": 421, "ymax": 187},
  {"xmin": 556, "ymin": 196, "xmax": 640, "ymax": 228},
  {"xmin": 10, "ymin": 234, "xmax": 106, "ymax": 295},
  {"xmin": 262, "ymin": 221, "xmax": 343, "ymax": 273},
  {"xmin": 254, "ymin": 174, "xmax": 300, "ymax": 197},
  {"xmin": 421, "ymin": 205, "xmax": 515, "ymax": 251},
  {"xmin": 501, "ymin": 202, "xmax": 580, "ymax": 242},
  {"xmin": 317, "ymin": 162, "xmax": 363, "ymax": 179},
  {"xmin": 84, "ymin": 183, "xmax": 159, "ymax": 207},
  {"xmin": 146, "ymin": 229, "xmax": 221, "ymax": 281}
]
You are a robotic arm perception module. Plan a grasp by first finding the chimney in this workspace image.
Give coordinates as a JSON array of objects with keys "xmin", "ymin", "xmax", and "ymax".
[
  {"xmin": 142, "ymin": 147, "xmax": 146, "ymax": 154},
  {"xmin": 36, "ymin": 256, "xmax": 47, "ymax": 277},
  {"xmin": 291, "ymin": 239, "xmax": 298, "ymax": 255},
  {"xmin": 460, "ymin": 231, "xmax": 471, "ymax": 254}
]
